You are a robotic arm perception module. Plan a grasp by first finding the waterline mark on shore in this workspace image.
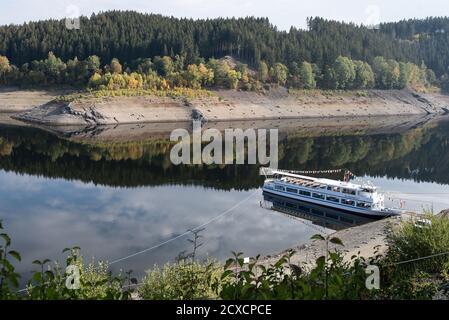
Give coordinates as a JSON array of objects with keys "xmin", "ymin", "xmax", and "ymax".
[{"xmin": 170, "ymin": 120, "xmax": 278, "ymax": 168}]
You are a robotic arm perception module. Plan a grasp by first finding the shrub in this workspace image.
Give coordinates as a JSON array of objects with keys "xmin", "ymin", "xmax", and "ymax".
[
  {"xmin": 0, "ymin": 220, "xmax": 21, "ymax": 300},
  {"xmin": 25, "ymin": 247, "xmax": 136, "ymax": 300},
  {"xmin": 139, "ymin": 259, "xmax": 221, "ymax": 300},
  {"xmin": 217, "ymin": 237, "xmax": 376, "ymax": 300},
  {"xmin": 385, "ymin": 214, "xmax": 449, "ymax": 273}
]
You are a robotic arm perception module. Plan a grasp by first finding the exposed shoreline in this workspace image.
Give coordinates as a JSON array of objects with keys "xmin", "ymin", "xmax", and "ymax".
[
  {"xmin": 1, "ymin": 87, "xmax": 449, "ymax": 126},
  {"xmin": 260, "ymin": 214, "xmax": 407, "ymax": 269}
]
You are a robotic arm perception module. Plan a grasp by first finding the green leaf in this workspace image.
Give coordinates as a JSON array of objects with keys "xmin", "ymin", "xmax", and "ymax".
[
  {"xmin": 330, "ymin": 237, "xmax": 344, "ymax": 246},
  {"xmin": 7, "ymin": 273, "xmax": 19, "ymax": 288},
  {"xmin": 32, "ymin": 272, "xmax": 42, "ymax": 282},
  {"xmin": 289, "ymin": 264, "xmax": 302, "ymax": 276},
  {"xmin": 2, "ymin": 259, "xmax": 14, "ymax": 272},
  {"xmin": 224, "ymin": 258, "xmax": 234, "ymax": 270},
  {"xmin": 310, "ymin": 234, "xmax": 325, "ymax": 241},
  {"xmin": 0, "ymin": 233, "xmax": 11, "ymax": 246},
  {"xmin": 316, "ymin": 256, "xmax": 326, "ymax": 267},
  {"xmin": 221, "ymin": 270, "xmax": 233, "ymax": 280},
  {"xmin": 8, "ymin": 250, "xmax": 21, "ymax": 261},
  {"xmin": 32, "ymin": 260, "xmax": 42, "ymax": 265}
]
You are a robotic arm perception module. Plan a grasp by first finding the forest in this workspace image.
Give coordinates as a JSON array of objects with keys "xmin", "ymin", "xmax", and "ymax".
[{"xmin": 0, "ymin": 11, "xmax": 448, "ymax": 92}]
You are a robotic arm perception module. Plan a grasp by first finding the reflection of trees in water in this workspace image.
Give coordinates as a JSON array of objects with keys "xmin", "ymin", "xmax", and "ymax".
[
  {"xmin": 279, "ymin": 126, "xmax": 433, "ymax": 173},
  {"xmin": 0, "ymin": 121, "xmax": 449, "ymax": 188}
]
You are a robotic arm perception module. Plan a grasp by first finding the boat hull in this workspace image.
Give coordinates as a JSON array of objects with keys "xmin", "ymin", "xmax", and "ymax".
[{"xmin": 262, "ymin": 188, "xmax": 394, "ymax": 219}]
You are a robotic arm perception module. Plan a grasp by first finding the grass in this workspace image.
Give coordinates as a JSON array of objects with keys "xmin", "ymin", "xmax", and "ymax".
[{"xmin": 55, "ymin": 87, "xmax": 214, "ymax": 103}]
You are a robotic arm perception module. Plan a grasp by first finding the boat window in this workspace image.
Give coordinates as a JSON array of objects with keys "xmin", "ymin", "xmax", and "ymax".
[
  {"xmin": 343, "ymin": 189, "xmax": 356, "ymax": 195},
  {"xmin": 341, "ymin": 199, "xmax": 355, "ymax": 206},
  {"xmin": 357, "ymin": 202, "xmax": 371, "ymax": 208},
  {"xmin": 361, "ymin": 188, "xmax": 374, "ymax": 193},
  {"xmin": 326, "ymin": 196, "xmax": 340, "ymax": 203},
  {"xmin": 312, "ymin": 193, "xmax": 325, "ymax": 200},
  {"xmin": 275, "ymin": 185, "xmax": 285, "ymax": 191},
  {"xmin": 286, "ymin": 187, "xmax": 297, "ymax": 193},
  {"xmin": 299, "ymin": 190, "xmax": 311, "ymax": 197}
]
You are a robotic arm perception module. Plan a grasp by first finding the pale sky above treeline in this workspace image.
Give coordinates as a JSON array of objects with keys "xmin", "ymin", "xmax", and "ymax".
[{"xmin": 0, "ymin": 0, "xmax": 448, "ymax": 30}]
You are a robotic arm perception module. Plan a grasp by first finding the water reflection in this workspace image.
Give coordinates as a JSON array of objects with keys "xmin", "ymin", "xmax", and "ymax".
[
  {"xmin": 262, "ymin": 192, "xmax": 374, "ymax": 231},
  {"xmin": 1, "ymin": 116, "xmax": 449, "ymax": 284},
  {"xmin": 1, "ymin": 117, "xmax": 449, "ymax": 186},
  {"xmin": 0, "ymin": 173, "xmax": 318, "ymax": 284}
]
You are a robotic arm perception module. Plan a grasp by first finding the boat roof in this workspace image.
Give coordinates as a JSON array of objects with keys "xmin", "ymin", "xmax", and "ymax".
[{"xmin": 270, "ymin": 170, "xmax": 376, "ymax": 191}]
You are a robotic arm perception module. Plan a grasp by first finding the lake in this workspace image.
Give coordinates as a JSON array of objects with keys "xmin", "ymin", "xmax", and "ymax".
[{"xmin": 1, "ymin": 115, "xmax": 449, "ymax": 284}]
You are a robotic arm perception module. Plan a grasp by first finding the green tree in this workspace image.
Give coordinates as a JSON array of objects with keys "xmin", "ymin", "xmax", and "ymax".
[
  {"xmin": 353, "ymin": 60, "xmax": 375, "ymax": 89},
  {"xmin": 372, "ymin": 56, "xmax": 400, "ymax": 89},
  {"xmin": 332, "ymin": 56, "xmax": 356, "ymax": 89},
  {"xmin": 86, "ymin": 55, "xmax": 101, "ymax": 74},
  {"xmin": 110, "ymin": 58, "xmax": 123, "ymax": 74},
  {"xmin": 258, "ymin": 61, "xmax": 269, "ymax": 82},
  {"xmin": 136, "ymin": 58, "xmax": 153, "ymax": 74},
  {"xmin": 0, "ymin": 55, "xmax": 12, "ymax": 84},
  {"xmin": 184, "ymin": 63, "xmax": 214, "ymax": 89},
  {"xmin": 154, "ymin": 56, "xmax": 174, "ymax": 77},
  {"xmin": 270, "ymin": 62, "xmax": 288, "ymax": 85},
  {"xmin": 298, "ymin": 61, "xmax": 316, "ymax": 89},
  {"xmin": 43, "ymin": 52, "xmax": 66, "ymax": 83}
]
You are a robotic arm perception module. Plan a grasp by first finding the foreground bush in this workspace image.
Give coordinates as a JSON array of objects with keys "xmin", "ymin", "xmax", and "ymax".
[
  {"xmin": 25, "ymin": 248, "xmax": 136, "ymax": 300},
  {"xmin": 385, "ymin": 214, "xmax": 449, "ymax": 273},
  {"xmin": 139, "ymin": 260, "xmax": 221, "ymax": 300},
  {"xmin": 375, "ymin": 214, "xmax": 449, "ymax": 299},
  {"xmin": 2, "ymin": 217, "xmax": 449, "ymax": 300},
  {"xmin": 217, "ymin": 240, "xmax": 376, "ymax": 300}
]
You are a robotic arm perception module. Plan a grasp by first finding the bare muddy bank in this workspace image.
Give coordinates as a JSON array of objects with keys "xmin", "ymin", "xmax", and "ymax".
[
  {"xmin": 7, "ymin": 88, "xmax": 449, "ymax": 126},
  {"xmin": 0, "ymin": 87, "xmax": 71, "ymax": 113}
]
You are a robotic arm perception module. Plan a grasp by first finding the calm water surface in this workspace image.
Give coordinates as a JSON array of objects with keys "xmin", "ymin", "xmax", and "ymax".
[{"xmin": 1, "ymin": 117, "xmax": 449, "ymax": 282}]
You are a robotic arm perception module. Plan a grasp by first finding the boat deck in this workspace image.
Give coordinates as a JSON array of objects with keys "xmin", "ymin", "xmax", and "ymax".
[{"xmin": 283, "ymin": 176, "xmax": 335, "ymax": 191}]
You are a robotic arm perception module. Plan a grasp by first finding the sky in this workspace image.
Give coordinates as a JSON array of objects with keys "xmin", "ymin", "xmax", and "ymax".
[{"xmin": 0, "ymin": 0, "xmax": 448, "ymax": 30}]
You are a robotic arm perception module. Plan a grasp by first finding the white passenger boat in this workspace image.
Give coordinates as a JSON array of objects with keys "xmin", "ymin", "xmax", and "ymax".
[{"xmin": 261, "ymin": 168, "xmax": 402, "ymax": 219}]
